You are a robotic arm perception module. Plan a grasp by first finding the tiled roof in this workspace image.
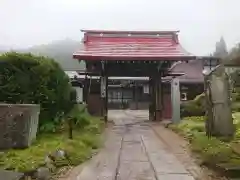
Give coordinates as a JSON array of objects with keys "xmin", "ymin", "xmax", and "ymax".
[
  {"xmin": 73, "ymin": 30, "xmax": 195, "ymax": 61},
  {"xmin": 168, "ymin": 60, "xmax": 204, "ymax": 83}
]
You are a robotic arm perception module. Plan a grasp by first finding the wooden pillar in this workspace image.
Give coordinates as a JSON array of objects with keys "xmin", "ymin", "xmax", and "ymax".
[
  {"xmin": 149, "ymin": 76, "xmax": 155, "ymax": 121},
  {"xmin": 83, "ymin": 74, "xmax": 89, "ymax": 103},
  {"xmin": 104, "ymin": 75, "xmax": 108, "ymax": 122},
  {"xmin": 121, "ymin": 84, "xmax": 124, "ymax": 109},
  {"xmin": 155, "ymin": 73, "xmax": 162, "ymax": 121},
  {"xmin": 101, "ymin": 61, "xmax": 108, "ymax": 122},
  {"xmin": 148, "ymin": 77, "xmax": 152, "ymax": 120},
  {"xmin": 133, "ymin": 82, "xmax": 136, "ymax": 109},
  {"xmin": 135, "ymin": 82, "xmax": 139, "ymax": 110}
]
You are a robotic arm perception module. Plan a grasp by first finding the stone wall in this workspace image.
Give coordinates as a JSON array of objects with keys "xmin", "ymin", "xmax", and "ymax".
[{"xmin": 0, "ymin": 104, "xmax": 40, "ymax": 150}]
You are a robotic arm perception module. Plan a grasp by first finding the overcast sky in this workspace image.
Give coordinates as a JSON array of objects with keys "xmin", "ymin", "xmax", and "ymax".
[{"xmin": 1, "ymin": 0, "xmax": 240, "ymax": 55}]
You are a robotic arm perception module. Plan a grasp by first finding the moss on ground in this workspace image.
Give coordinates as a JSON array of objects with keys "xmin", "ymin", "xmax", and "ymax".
[{"xmin": 0, "ymin": 107, "xmax": 104, "ymax": 172}]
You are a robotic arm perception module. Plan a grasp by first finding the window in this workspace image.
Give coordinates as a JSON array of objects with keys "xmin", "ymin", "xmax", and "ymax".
[{"xmin": 181, "ymin": 92, "xmax": 187, "ymax": 101}]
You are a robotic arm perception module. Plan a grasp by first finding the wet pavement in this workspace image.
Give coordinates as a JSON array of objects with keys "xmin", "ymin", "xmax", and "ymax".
[{"xmin": 76, "ymin": 110, "xmax": 195, "ymax": 180}]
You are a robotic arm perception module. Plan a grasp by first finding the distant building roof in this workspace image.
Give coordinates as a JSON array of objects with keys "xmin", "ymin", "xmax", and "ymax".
[
  {"xmin": 73, "ymin": 30, "xmax": 195, "ymax": 61},
  {"xmin": 168, "ymin": 60, "xmax": 204, "ymax": 83}
]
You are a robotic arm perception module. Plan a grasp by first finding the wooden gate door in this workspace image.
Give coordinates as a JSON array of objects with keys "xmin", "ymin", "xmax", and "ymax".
[
  {"xmin": 162, "ymin": 84, "xmax": 172, "ymax": 120},
  {"xmin": 162, "ymin": 93, "xmax": 172, "ymax": 120}
]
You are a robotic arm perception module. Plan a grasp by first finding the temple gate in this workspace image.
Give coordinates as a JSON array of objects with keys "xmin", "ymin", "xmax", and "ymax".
[{"xmin": 73, "ymin": 30, "xmax": 214, "ymax": 122}]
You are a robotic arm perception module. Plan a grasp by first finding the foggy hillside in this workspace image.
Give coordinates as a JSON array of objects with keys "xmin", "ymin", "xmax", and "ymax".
[
  {"xmin": 0, "ymin": 39, "xmax": 85, "ymax": 71},
  {"xmin": 24, "ymin": 39, "xmax": 85, "ymax": 71}
]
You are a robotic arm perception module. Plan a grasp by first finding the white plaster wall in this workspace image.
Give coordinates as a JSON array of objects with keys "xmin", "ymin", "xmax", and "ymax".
[{"xmin": 74, "ymin": 87, "xmax": 83, "ymax": 103}]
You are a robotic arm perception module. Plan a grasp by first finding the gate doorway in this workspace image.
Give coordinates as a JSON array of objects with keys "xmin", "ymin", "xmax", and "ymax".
[
  {"xmin": 108, "ymin": 88, "xmax": 130, "ymax": 109},
  {"xmin": 108, "ymin": 79, "xmax": 149, "ymax": 110}
]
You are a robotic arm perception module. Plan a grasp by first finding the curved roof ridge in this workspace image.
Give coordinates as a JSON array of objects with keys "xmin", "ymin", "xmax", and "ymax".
[{"xmin": 81, "ymin": 29, "xmax": 180, "ymax": 35}]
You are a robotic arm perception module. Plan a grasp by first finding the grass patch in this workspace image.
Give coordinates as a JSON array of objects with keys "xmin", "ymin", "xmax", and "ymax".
[
  {"xmin": 0, "ymin": 105, "xmax": 104, "ymax": 172},
  {"xmin": 169, "ymin": 114, "xmax": 240, "ymax": 177},
  {"xmin": 170, "ymin": 116, "xmax": 205, "ymax": 140}
]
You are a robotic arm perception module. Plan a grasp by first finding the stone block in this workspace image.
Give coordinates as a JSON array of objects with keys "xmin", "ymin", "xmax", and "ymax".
[
  {"xmin": 0, "ymin": 170, "xmax": 23, "ymax": 180},
  {"xmin": 0, "ymin": 104, "xmax": 40, "ymax": 150}
]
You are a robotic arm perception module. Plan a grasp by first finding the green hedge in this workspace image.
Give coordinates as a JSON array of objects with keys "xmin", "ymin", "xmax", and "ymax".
[
  {"xmin": 181, "ymin": 93, "xmax": 205, "ymax": 117},
  {"xmin": 0, "ymin": 52, "xmax": 73, "ymax": 128},
  {"xmin": 232, "ymin": 91, "xmax": 240, "ymax": 112}
]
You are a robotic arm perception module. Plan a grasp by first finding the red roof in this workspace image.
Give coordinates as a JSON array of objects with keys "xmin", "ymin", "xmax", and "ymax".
[{"xmin": 73, "ymin": 30, "xmax": 195, "ymax": 61}]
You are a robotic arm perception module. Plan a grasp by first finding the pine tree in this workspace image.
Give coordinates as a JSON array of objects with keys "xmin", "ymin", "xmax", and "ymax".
[{"xmin": 213, "ymin": 37, "xmax": 228, "ymax": 59}]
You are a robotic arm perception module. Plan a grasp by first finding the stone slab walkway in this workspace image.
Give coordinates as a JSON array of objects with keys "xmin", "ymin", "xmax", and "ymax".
[{"xmin": 73, "ymin": 110, "xmax": 195, "ymax": 180}]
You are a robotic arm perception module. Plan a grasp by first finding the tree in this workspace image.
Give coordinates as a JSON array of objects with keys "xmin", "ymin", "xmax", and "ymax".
[
  {"xmin": 213, "ymin": 37, "xmax": 228, "ymax": 59},
  {"xmin": 227, "ymin": 43, "xmax": 240, "ymax": 60}
]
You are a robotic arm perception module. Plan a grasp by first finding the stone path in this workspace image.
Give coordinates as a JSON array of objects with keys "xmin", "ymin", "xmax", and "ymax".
[{"xmin": 75, "ymin": 110, "xmax": 195, "ymax": 180}]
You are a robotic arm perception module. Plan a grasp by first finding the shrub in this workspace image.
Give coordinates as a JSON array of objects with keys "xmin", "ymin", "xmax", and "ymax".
[
  {"xmin": 0, "ymin": 52, "xmax": 73, "ymax": 129},
  {"xmin": 232, "ymin": 102, "xmax": 240, "ymax": 112},
  {"xmin": 181, "ymin": 93, "xmax": 205, "ymax": 117},
  {"xmin": 181, "ymin": 101, "xmax": 205, "ymax": 117},
  {"xmin": 171, "ymin": 116, "xmax": 205, "ymax": 139},
  {"xmin": 191, "ymin": 134, "xmax": 233, "ymax": 164},
  {"xmin": 194, "ymin": 93, "xmax": 205, "ymax": 106},
  {"xmin": 230, "ymin": 70, "xmax": 240, "ymax": 90},
  {"xmin": 232, "ymin": 92, "xmax": 239, "ymax": 102},
  {"xmin": 68, "ymin": 104, "xmax": 91, "ymax": 129},
  {"xmin": 170, "ymin": 116, "xmax": 234, "ymax": 166}
]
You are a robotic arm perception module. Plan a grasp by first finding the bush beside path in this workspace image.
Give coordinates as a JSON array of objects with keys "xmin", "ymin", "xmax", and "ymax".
[{"xmin": 168, "ymin": 114, "xmax": 240, "ymax": 179}]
